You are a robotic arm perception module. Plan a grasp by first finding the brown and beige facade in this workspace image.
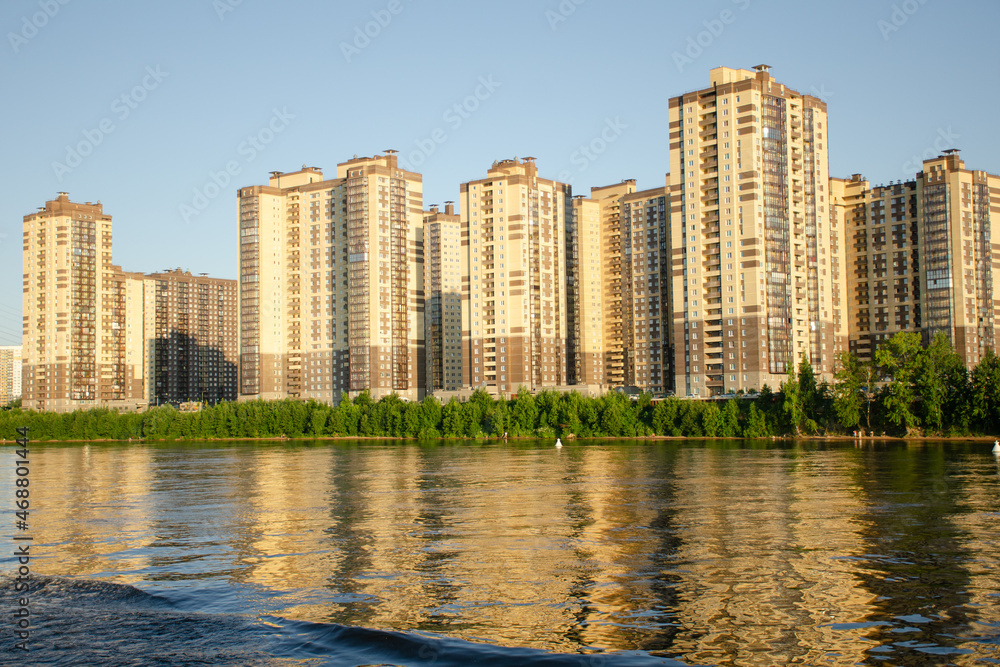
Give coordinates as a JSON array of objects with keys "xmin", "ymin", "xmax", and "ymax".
[
  {"xmin": 568, "ymin": 195, "xmax": 605, "ymax": 389},
  {"xmin": 18, "ymin": 69, "xmax": 1000, "ymax": 411},
  {"xmin": 424, "ymin": 203, "xmax": 463, "ymax": 392},
  {"xmin": 238, "ymin": 152, "xmax": 425, "ymax": 403},
  {"xmin": 569, "ymin": 182, "xmax": 674, "ymax": 394},
  {"xmin": 621, "ymin": 186, "xmax": 672, "ymax": 392},
  {"xmin": 669, "ymin": 66, "xmax": 841, "ymax": 396},
  {"xmin": 22, "ymin": 194, "xmax": 239, "ymax": 413},
  {"xmin": 460, "ymin": 158, "xmax": 572, "ymax": 395},
  {"xmin": 0, "ymin": 345, "xmax": 22, "ymax": 407},
  {"xmin": 588, "ymin": 181, "xmax": 636, "ymax": 388},
  {"xmin": 22, "ymin": 194, "xmax": 146, "ymax": 412},
  {"xmin": 835, "ymin": 151, "xmax": 1000, "ymax": 367},
  {"xmin": 143, "ymin": 269, "xmax": 238, "ymax": 405}
]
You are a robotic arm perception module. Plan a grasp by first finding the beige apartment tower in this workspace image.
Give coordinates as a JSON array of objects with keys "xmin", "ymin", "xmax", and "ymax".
[
  {"xmin": 588, "ymin": 181, "xmax": 635, "ymax": 388},
  {"xmin": 836, "ymin": 151, "xmax": 1000, "ymax": 367},
  {"xmin": 669, "ymin": 66, "xmax": 841, "ymax": 396},
  {"xmin": 568, "ymin": 195, "xmax": 606, "ymax": 389},
  {"xmin": 238, "ymin": 152, "xmax": 425, "ymax": 403},
  {"xmin": 460, "ymin": 158, "xmax": 571, "ymax": 395},
  {"xmin": 621, "ymin": 185, "xmax": 672, "ymax": 392},
  {"xmin": 424, "ymin": 203, "xmax": 463, "ymax": 393},
  {"xmin": 0, "ymin": 345, "xmax": 22, "ymax": 407},
  {"xmin": 572, "ymin": 181, "xmax": 674, "ymax": 394},
  {"xmin": 22, "ymin": 194, "xmax": 145, "ymax": 412}
]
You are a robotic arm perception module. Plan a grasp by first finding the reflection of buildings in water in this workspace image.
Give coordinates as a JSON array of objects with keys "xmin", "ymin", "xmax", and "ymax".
[
  {"xmin": 318, "ymin": 446, "xmax": 461, "ymax": 630},
  {"xmin": 960, "ymin": 453, "xmax": 1000, "ymax": 644},
  {"xmin": 664, "ymin": 446, "xmax": 875, "ymax": 666},
  {"xmin": 25, "ymin": 442, "xmax": 1000, "ymax": 661},
  {"xmin": 849, "ymin": 446, "xmax": 999, "ymax": 658},
  {"xmin": 232, "ymin": 443, "xmax": 889, "ymax": 660},
  {"xmin": 32, "ymin": 445, "xmax": 155, "ymax": 577},
  {"xmin": 549, "ymin": 446, "xmax": 685, "ymax": 652},
  {"xmin": 327, "ymin": 446, "xmax": 593, "ymax": 644},
  {"xmin": 244, "ymin": 445, "xmax": 692, "ymax": 652},
  {"xmin": 234, "ymin": 448, "xmax": 339, "ymax": 593}
]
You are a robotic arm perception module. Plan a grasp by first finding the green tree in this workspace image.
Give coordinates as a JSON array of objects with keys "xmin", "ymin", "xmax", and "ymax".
[
  {"xmin": 832, "ymin": 350, "xmax": 864, "ymax": 431},
  {"xmin": 402, "ymin": 403, "xmax": 421, "ymax": 437},
  {"xmin": 441, "ymin": 398, "xmax": 462, "ymax": 436},
  {"xmin": 743, "ymin": 403, "xmax": 770, "ymax": 438},
  {"xmin": 678, "ymin": 401, "xmax": 702, "ymax": 437},
  {"xmin": 600, "ymin": 398, "xmax": 625, "ymax": 436},
  {"xmin": 511, "ymin": 390, "xmax": 538, "ymax": 435},
  {"xmin": 486, "ymin": 400, "xmax": 509, "ymax": 436},
  {"xmin": 720, "ymin": 399, "xmax": 740, "ymax": 437},
  {"xmin": 701, "ymin": 402, "xmax": 722, "ymax": 437},
  {"xmin": 781, "ymin": 361, "xmax": 803, "ymax": 435},
  {"xmin": 798, "ymin": 353, "xmax": 818, "ymax": 424},
  {"xmin": 969, "ymin": 349, "xmax": 1000, "ymax": 433},
  {"xmin": 652, "ymin": 399, "xmax": 675, "ymax": 435},
  {"xmin": 875, "ymin": 331, "xmax": 923, "ymax": 433},
  {"xmin": 420, "ymin": 395, "xmax": 442, "ymax": 433},
  {"xmin": 915, "ymin": 332, "xmax": 967, "ymax": 433}
]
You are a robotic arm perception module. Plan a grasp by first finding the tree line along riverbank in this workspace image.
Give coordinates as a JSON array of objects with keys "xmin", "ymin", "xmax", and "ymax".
[{"xmin": 2, "ymin": 333, "xmax": 1000, "ymax": 442}]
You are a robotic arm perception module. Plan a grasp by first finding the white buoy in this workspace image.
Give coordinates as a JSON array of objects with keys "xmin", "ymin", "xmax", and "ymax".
[
  {"xmin": 555, "ymin": 438, "xmax": 562, "ymax": 449},
  {"xmin": 993, "ymin": 440, "xmax": 999, "ymax": 454}
]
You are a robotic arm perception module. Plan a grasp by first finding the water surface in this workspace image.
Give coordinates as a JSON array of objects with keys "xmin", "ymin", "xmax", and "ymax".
[{"xmin": 2, "ymin": 439, "xmax": 998, "ymax": 665}]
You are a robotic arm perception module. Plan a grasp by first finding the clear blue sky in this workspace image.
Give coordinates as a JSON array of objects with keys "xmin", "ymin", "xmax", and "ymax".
[{"xmin": 1, "ymin": 0, "xmax": 998, "ymax": 346}]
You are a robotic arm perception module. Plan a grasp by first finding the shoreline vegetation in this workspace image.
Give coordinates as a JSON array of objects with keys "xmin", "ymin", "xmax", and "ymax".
[
  {"xmin": 2, "ymin": 434, "xmax": 998, "ymax": 445},
  {"xmin": 2, "ymin": 333, "xmax": 999, "ymax": 444}
]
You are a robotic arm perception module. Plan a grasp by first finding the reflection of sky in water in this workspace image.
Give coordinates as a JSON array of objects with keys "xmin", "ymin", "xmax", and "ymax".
[{"xmin": 3, "ymin": 440, "xmax": 999, "ymax": 664}]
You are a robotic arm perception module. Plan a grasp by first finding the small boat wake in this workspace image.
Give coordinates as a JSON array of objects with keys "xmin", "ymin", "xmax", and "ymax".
[{"xmin": 0, "ymin": 575, "xmax": 692, "ymax": 666}]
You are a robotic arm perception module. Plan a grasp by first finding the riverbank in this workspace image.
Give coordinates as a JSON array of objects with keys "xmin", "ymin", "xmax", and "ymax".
[{"xmin": 3, "ymin": 433, "xmax": 999, "ymax": 444}]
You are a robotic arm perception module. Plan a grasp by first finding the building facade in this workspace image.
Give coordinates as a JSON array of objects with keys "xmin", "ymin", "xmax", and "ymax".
[
  {"xmin": 460, "ymin": 158, "xmax": 572, "ymax": 395},
  {"xmin": 144, "ymin": 269, "xmax": 238, "ymax": 405},
  {"xmin": 589, "ymin": 181, "xmax": 636, "ymax": 388},
  {"xmin": 835, "ymin": 151, "xmax": 1000, "ymax": 367},
  {"xmin": 669, "ymin": 66, "xmax": 840, "ymax": 396},
  {"xmin": 621, "ymin": 186, "xmax": 672, "ymax": 392},
  {"xmin": 568, "ymin": 195, "xmax": 606, "ymax": 390},
  {"xmin": 424, "ymin": 203, "xmax": 463, "ymax": 393},
  {"xmin": 238, "ymin": 152, "xmax": 425, "ymax": 403},
  {"xmin": 0, "ymin": 345, "xmax": 22, "ymax": 407},
  {"xmin": 22, "ymin": 194, "xmax": 146, "ymax": 412}
]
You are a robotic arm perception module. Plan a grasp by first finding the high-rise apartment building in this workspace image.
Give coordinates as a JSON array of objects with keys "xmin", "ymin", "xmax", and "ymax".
[
  {"xmin": 621, "ymin": 185, "xmax": 672, "ymax": 392},
  {"xmin": 143, "ymin": 269, "xmax": 238, "ymax": 405},
  {"xmin": 669, "ymin": 66, "xmax": 840, "ymax": 396},
  {"xmin": 0, "ymin": 345, "xmax": 22, "ymax": 406},
  {"xmin": 460, "ymin": 158, "xmax": 572, "ymax": 395},
  {"xmin": 835, "ymin": 151, "xmax": 1000, "ymax": 367},
  {"xmin": 22, "ymin": 194, "xmax": 146, "ymax": 412},
  {"xmin": 238, "ymin": 152, "xmax": 425, "ymax": 403},
  {"xmin": 589, "ymin": 181, "xmax": 636, "ymax": 387},
  {"xmin": 571, "ymin": 181, "xmax": 674, "ymax": 394},
  {"xmin": 424, "ymin": 203, "xmax": 463, "ymax": 393},
  {"xmin": 568, "ymin": 195, "xmax": 606, "ymax": 389}
]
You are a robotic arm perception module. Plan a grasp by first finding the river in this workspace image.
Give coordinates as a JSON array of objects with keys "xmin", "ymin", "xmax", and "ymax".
[{"xmin": 1, "ymin": 439, "xmax": 998, "ymax": 665}]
